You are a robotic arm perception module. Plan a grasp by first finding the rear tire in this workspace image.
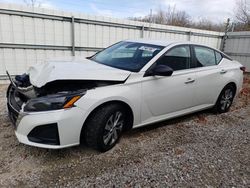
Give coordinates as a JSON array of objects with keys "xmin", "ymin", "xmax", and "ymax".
[
  {"xmin": 213, "ymin": 84, "xmax": 236, "ymax": 113},
  {"xmin": 84, "ymin": 103, "xmax": 126, "ymax": 152}
]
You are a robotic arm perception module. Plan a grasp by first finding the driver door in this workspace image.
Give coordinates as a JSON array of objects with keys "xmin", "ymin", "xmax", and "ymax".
[{"xmin": 141, "ymin": 45, "xmax": 196, "ymax": 123}]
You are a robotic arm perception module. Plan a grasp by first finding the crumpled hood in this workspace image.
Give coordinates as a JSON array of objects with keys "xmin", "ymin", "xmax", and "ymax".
[{"xmin": 28, "ymin": 59, "xmax": 131, "ymax": 88}]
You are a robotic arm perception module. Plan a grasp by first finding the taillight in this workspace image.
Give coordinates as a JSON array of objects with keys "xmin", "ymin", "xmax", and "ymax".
[{"xmin": 240, "ymin": 66, "xmax": 246, "ymax": 73}]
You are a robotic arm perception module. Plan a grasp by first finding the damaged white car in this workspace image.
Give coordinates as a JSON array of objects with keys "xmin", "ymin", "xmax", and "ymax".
[{"xmin": 7, "ymin": 39, "xmax": 244, "ymax": 151}]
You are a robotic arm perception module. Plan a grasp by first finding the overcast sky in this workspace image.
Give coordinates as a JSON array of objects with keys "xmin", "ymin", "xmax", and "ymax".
[{"xmin": 0, "ymin": 0, "xmax": 237, "ymax": 23}]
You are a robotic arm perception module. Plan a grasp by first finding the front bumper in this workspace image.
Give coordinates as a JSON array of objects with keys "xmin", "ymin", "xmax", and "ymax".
[
  {"xmin": 7, "ymin": 85, "xmax": 87, "ymax": 149},
  {"xmin": 15, "ymin": 108, "xmax": 86, "ymax": 149}
]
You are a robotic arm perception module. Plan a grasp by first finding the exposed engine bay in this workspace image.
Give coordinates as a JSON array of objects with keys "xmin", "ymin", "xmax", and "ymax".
[
  {"xmin": 6, "ymin": 58, "xmax": 131, "ymax": 125},
  {"xmin": 6, "ymin": 72, "xmax": 124, "ymax": 124},
  {"xmin": 8, "ymin": 72, "xmax": 124, "ymax": 98}
]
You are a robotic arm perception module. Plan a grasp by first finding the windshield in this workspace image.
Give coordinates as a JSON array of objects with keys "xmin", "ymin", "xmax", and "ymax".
[{"xmin": 91, "ymin": 41, "xmax": 164, "ymax": 72}]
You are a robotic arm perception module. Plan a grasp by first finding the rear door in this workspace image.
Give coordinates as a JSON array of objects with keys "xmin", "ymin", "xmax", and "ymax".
[{"xmin": 191, "ymin": 45, "xmax": 228, "ymax": 106}]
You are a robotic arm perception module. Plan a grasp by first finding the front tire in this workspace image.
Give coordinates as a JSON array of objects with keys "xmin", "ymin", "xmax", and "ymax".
[
  {"xmin": 214, "ymin": 84, "xmax": 236, "ymax": 113},
  {"xmin": 84, "ymin": 103, "xmax": 126, "ymax": 152}
]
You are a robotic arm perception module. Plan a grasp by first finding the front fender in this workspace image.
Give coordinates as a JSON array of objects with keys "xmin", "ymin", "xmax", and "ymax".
[{"xmin": 75, "ymin": 83, "xmax": 141, "ymax": 127}]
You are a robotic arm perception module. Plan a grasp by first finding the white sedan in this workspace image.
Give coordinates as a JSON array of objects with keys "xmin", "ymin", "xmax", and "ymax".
[{"xmin": 7, "ymin": 39, "xmax": 244, "ymax": 151}]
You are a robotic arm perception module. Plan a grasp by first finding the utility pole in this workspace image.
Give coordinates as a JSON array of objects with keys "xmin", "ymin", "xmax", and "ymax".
[
  {"xmin": 231, "ymin": 22, "xmax": 236, "ymax": 32},
  {"xmin": 221, "ymin": 18, "xmax": 230, "ymax": 52}
]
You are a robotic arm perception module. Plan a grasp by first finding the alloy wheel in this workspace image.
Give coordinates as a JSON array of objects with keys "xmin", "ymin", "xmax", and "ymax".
[
  {"xmin": 103, "ymin": 111, "xmax": 124, "ymax": 146},
  {"xmin": 220, "ymin": 88, "xmax": 233, "ymax": 111}
]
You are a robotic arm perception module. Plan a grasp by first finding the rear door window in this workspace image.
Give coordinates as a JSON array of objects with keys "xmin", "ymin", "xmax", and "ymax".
[{"xmin": 194, "ymin": 46, "xmax": 216, "ymax": 67}]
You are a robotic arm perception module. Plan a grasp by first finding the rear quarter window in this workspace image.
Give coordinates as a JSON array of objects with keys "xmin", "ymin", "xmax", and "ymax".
[{"xmin": 215, "ymin": 51, "xmax": 222, "ymax": 64}]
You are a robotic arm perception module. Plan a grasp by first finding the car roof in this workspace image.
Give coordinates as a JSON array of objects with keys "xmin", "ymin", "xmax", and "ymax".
[
  {"xmin": 125, "ymin": 39, "xmax": 177, "ymax": 47},
  {"xmin": 124, "ymin": 39, "xmax": 211, "ymax": 48},
  {"xmin": 124, "ymin": 38, "xmax": 232, "ymax": 60}
]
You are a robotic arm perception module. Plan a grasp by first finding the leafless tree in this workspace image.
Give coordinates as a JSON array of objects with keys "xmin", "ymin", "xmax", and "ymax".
[
  {"xmin": 130, "ymin": 6, "xmax": 190, "ymax": 27},
  {"xmin": 164, "ymin": 5, "xmax": 190, "ymax": 27},
  {"xmin": 23, "ymin": 0, "xmax": 42, "ymax": 7},
  {"xmin": 153, "ymin": 8, "xmax": 166, "ymax": 24},
  {"xmin": 192, "ymin": 18, "xmax": 224, "ymax": 32},
  {"xmin": 235, "ymin": 0, "xmax": 250, "ymax": 30},
  {"xmin": 129, "ymin": 6, "xmax": 227, "ymax": 31}
]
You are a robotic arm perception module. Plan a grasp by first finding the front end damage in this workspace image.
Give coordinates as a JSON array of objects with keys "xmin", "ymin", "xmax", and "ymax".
[
  {"xmin": 6, "ymin": 73, "xmax": 34, "ymax": 126},
  {"xmin": 6, "ymin": 72, "xmax": 125, "ymax": 148}
]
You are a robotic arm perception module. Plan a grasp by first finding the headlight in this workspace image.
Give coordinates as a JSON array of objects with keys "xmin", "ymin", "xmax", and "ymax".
[{"xmin": 24, "ymin": 91, "xmax": 86, "ymax": 112}]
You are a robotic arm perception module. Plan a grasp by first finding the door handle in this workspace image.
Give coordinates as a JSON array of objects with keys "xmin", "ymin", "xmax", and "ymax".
[
  {"xmin": 185, "ymin": 78, "xmax": 195, "ymax": 84},
  {"xmin": 220, "ymin": 69, "xmax": 227, "ymax": 74}
]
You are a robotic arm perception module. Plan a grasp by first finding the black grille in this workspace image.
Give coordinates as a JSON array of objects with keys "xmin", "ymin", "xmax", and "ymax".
[{"xmin": 28, "ymin": 123, "xmax": 60, "ymax": 145}]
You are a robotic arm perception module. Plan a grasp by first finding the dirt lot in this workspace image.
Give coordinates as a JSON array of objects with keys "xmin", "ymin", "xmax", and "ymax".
[{"xmin": 0, "ymin": 75, "xmax": 249, "ymax": 188}]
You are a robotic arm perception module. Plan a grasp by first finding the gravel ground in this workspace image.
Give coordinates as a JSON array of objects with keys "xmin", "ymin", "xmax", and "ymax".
[{"xmin": 0, "ymin": 75, "xmax": 250, "ymax": 188}]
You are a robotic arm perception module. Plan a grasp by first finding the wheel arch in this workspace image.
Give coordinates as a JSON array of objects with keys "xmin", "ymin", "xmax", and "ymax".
[
  {"xmin": 214, "ymin": 81, "xmax": 237, "ymax": 105},
  {"xmin": 80, "ymin": 100, "xmax": 134, "ymax": 144},
  {"xmin": 224, "ymin": 81, "xmax": 237, "ymax": 94},
  {"xmin": 213, "ymin": 81, "xmax": 237, "ymax": 113}
]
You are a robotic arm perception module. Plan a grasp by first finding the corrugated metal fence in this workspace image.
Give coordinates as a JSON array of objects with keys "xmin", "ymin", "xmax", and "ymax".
[
  {"xmin": 0, "ymin": 3, "xmax": 224, "ymax": 77},
  {"xmin": 224, "ymin": 31, "xmax": 250, "ymax": 72}
]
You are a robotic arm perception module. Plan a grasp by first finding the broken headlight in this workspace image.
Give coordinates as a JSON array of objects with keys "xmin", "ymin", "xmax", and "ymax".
[{"xmin": 24, "ymin": 91, "xmax": 86, "ymax": 112}]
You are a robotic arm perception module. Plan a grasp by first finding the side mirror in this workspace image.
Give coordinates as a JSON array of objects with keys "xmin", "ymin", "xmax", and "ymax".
[{"xmin": 145, "ymin": 64, "xmax": 173, "ymax": 77}]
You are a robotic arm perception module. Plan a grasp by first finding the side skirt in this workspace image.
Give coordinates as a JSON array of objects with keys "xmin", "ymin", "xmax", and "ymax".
[{"xmin": 133, "ymin": 104, "xmax": 214, "ymax": 129}]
